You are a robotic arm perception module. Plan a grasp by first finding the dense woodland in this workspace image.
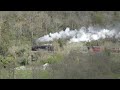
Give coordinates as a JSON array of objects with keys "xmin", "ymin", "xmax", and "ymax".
[{"xmin": 0, "ymin": 11, "xmax": 120, "ymax": 79}]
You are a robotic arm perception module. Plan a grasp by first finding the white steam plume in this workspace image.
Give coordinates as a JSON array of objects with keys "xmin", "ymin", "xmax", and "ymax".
[{"xmin": 36, "ymin": 26, "xmax": 119, "ymax": 43}]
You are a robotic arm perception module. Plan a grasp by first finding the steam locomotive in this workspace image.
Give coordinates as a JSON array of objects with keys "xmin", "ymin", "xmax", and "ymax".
[{"xmin": 32, "ymin": 44, "xmax": 54, "ymax": 51}]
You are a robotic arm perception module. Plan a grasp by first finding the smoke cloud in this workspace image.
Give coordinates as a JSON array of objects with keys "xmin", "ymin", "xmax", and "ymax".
[{"xmin": 36, "ymin": 26, "xmax": 120, "ymax": 43}]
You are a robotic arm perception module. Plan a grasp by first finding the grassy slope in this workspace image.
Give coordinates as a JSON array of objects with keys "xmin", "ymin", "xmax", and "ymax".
[{"xmin": 1, "ymin": 40, "xmax": 120, "ymax": 79}]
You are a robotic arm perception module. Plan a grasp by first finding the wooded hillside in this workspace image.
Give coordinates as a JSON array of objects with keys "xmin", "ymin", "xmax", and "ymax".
[{"xmin": 0, "ymin": 11, "xmax": 120, "ymax": 79}]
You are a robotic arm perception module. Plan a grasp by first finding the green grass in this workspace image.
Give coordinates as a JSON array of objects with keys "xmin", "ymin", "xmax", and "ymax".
[
  {"xmin": 14, "ymin": 69, "xmax": 32, "ymax": 79},
  {"xmin": 0, "ymin": 68, "xmax": 10, "ymax": 79},
  {"xmin": 38, "ymin": 70, "xmax": 50, "ymax": 79},
  {"xmin": 14, "ymin": 68, "xmax": 51, "ymax": 79},
  {"xmin": 39, "ymin": 53, "xmax": 63, "ymax": 64}
]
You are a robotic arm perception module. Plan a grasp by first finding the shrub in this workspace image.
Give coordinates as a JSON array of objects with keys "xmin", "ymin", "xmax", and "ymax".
[
  {"xmin": 104, "ymin": 47, "xmax": 111, "ymax": 56},
  {"xmin": 41, "ymin": 54, "xmax": 63, "ymax": 64},
  {"xmin": 49, "ymin": 50, "xmax": 115, "ymax": 79}
]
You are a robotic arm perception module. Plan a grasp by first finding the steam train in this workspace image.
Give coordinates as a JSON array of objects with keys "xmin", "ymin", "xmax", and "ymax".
[
  {"xmin": 87, "ymin": 46, "xmax": 120, "ymax": 53},
  {"xmin": 32, "ymin": 44, "xmax": 54, "ymax": 51}
]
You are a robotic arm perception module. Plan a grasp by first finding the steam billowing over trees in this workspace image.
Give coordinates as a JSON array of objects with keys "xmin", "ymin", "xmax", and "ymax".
[{"xmin": 0, "ymin": 11, "xmax": 120, "ymax": 79}]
